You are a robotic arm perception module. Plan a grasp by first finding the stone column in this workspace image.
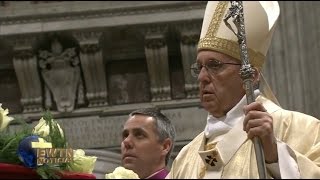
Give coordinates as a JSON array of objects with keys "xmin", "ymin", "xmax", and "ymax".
[
  {"xmin": 144, "ymin": 25, "xmax": 171, "ymax": 101},
  {"xmin": 73, "ymin": 30, "xmax": 108, "ymax": 107},
  {"xmin": 177, "ymin": 22, "xmax": 201, "ymax": 98},
  {"xmin": 11, "ymin": 35, "xmax": 43, "ymax": 113}
]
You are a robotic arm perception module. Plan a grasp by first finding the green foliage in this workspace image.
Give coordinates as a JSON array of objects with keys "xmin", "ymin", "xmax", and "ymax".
[
  {"xmin": 36, "ymin": 164, "xmax": 62, "ymax": 179},
  {"xmin": 0, "ymin": 118, "xmax": 32, "ymax": 164},
  {"xmin": 41, "ymin": 110, "xmax": 67, "ymax": 149},
  {"xmin": 41, "ymin": 110, "xmax": 68, "ymax": 171}
]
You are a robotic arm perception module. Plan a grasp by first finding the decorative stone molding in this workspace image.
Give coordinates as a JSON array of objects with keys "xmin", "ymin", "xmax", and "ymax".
[
  {"xmin": 73, "ymin": 31, "xmax": 102, "ymax": 45},
  {"xmin": 145, "ymin": 37, "xmax": 166, "ymax": 49},
  {"xmin": 181, "ymin": 34, "xmax": 199, "ymax": 45},
  {"xmin": 150, "ymin": 86, "xmax": 171, "ymax": 102},
  {"xmin": 145, "ymin": 23, "xmax": 168, "ymax": 35},
  {"xmin": 30, "ymin": 1, "xmax": 61, "ymax": 4},
  {"xmin": 0, "ymin": 1, "xmax": 207, "ymax": 25},
  {"xmin": 73, "ymin": 30, "xmax": 108, "ymax": 107},
  {"xmin": 7, "ymin": 34, "xmax": 37, "ymax": 50},
  {"xmin": 184, "ymin": 83, "xmax": 199, "ymax": 98},
  {"xmin": 174, "ymin": 20, "xmax": 203, "ymax": 33},
  {"xmin": 80, "ymin": 44, "xmax": 100, "ymax": 54},
  {"xmin": 13, "ymin": 49, "xmax": 33, "ymax": 60}
]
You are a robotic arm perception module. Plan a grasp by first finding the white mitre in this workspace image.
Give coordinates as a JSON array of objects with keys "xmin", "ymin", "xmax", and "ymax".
[{"xmin": 197, "ymin": 1, "xmax": 281, "ymax": 104}]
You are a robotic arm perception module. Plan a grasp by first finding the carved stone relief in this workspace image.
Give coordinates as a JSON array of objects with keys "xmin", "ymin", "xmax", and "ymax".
[{"xmin": 37, "ymin": 37, "xmax": 84, "ymax": 112}]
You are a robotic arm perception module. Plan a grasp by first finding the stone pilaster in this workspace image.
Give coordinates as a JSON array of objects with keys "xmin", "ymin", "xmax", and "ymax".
[
  {"xmin": 11, "ymin": 35, "xmax": 43, "ymax": 112},
  {"xmin": 177, "ymin": 22, "xmax": 201, "ymax": 98},
  {"xmin": 144, "ymin": 24, "xmax": 171, "ymax": 101},
  {"xmin": 73, "ymin": 30, "xmax": 108, "ymax": 107}
]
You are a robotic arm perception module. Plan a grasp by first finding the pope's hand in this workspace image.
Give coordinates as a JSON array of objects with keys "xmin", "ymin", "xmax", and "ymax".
[{"xmin": 243, "ymin": 102, "xmax": 278, "ymax": 163}]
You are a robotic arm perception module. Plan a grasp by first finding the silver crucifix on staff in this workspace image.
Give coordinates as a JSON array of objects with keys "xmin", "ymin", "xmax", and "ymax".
[{"xmin": 223, "ymin": 1, "xmax": 267, "ymax": 179}]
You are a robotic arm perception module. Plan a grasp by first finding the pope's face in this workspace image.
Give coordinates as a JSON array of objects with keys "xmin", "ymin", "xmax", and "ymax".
[
  {"xmin": 121, "ymin": 115, "xmax": 164, "ymax": 179},
  {"xmin": 197, "ymin": 50, "xmax": 246, "ymax": 117}
]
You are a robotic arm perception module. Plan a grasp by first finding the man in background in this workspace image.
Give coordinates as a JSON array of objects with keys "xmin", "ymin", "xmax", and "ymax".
[{"xmin": 121, "ymin": 108, "xmax": 176, "ymax": 179}]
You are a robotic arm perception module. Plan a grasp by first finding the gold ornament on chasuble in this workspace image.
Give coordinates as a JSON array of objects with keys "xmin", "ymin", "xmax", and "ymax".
[{"xmin": 198, "ymin": 141, "xmax": 223, "ymax": 178}]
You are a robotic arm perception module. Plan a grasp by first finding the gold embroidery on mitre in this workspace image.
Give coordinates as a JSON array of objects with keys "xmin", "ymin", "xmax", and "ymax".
[
  {"xmin": 198, "ymin": 37, "xmax": 265, "ymax": 69},
  {"xmin": 206, "ymin": 1, "xmax": 228, "ymax": 37},
  {"xmin": 197, "ymin": 1, "xmax": 265, "ymax": 69}
]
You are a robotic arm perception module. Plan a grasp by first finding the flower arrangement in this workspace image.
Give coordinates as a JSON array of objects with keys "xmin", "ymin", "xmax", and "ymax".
[
  {"xmin": 0, "ymin": 103, "xmax": 14, "ymax": 131},
  {"xmin": 105, "ymin": 166, "xmax": 139, "ymax": 179},
  {"xmin": 0, "ymin": 104, "xmax": 97, "ymax": 179}
]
